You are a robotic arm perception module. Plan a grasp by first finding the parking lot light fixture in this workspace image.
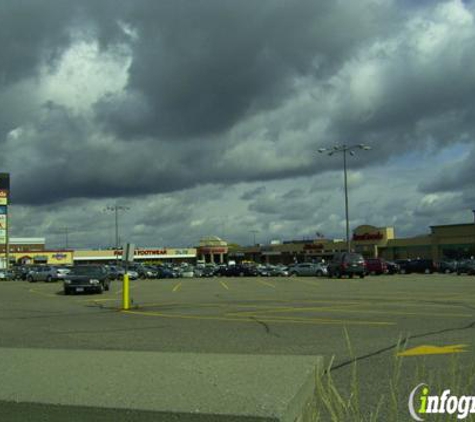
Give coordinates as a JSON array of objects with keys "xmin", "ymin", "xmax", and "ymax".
[
  {"xmin": 317, "ymin": 143, "xmax": 372, "ymax": 253},
  {"xmin": 104, "ymin": 205, "xmax": 130, "ymax": 265}
]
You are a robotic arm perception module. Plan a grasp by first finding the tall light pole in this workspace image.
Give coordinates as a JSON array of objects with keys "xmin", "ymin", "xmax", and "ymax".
[
  {"xmin": 318, "ymin": 144, "xmax": 371, "ymax": 253},
  {"xmin": 61, "ymin": 227, "xmax": 69, "ymax": 249},
  {"xmin": 472, "ymin": 209, "xmax": 475, "ymax": 259},
  {"xmin": 104, "ymin": 205, "xmax": 130, "ymax": 265},
  {"xmin": 250, "ymin": 229, "xmax": 258, "ymax": 246}
]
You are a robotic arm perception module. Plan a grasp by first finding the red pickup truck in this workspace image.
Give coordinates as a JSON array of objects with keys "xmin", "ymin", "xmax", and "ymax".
[{"xmin": 364, "ymin": 258, "xmax": 388, "ymax": 275}]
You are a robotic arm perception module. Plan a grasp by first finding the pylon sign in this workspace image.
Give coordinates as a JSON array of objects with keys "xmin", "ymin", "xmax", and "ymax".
[{"xmin": 0, "ymin": 173, "xmax": 9, "ymax": 244}]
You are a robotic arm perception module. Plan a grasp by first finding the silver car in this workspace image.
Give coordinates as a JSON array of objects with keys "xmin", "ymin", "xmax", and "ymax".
[
  {"xmin": 288, "ymin": 262, "xmax": 328, "ymax": 277},
  {"xmin": 27, "ymin": 266, "xmax": 71, "ymax": 283}
]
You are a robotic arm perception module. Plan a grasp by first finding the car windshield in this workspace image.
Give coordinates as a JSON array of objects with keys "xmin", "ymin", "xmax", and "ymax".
[
  {"xmin": 71, "ymin": 266, "xmax": 103, "ymax": 276},
  {"xmin": 345, "ymin": 253, "xmax": 363, "ymax": 262}
]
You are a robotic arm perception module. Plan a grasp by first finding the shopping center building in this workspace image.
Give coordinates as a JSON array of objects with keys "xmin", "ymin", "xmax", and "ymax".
[
  {"xmin": 0, "ymin": 237, "xmax": 74, "ymax": 267},
  {"xmin": 2, "ymin": 222, "xmax": 475, "ymax": 267},
  {"xmin": 228, "ymin": 223, "xmax": 475, "ymax": 264}
]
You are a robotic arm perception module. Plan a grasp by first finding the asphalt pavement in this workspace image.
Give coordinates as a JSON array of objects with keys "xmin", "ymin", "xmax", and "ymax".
[{"xmin": 1, "ymin": 273, "xmax": 475, "ymax": 420}]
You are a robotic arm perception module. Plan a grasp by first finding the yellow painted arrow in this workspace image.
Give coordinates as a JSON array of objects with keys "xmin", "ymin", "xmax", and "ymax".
[{"xmin": 397, "ymin": 344, "xmax": 468, "ymax": 357}]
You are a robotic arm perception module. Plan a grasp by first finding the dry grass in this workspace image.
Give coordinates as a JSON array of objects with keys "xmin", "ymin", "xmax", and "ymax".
[{"xmin": 312, "ymin": 332, "xmax": 475, "ymax": 421}]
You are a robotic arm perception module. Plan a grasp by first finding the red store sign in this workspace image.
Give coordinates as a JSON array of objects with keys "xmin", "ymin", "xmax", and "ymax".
[
  {"xmin": 352, "ymin": 232, "xmax": 383, "ymax": 241},
  {"xmin": 303, "ymin": 244, "xmax": 324, "ymax": 250},
  {"xmin": 199, "ymin": 248, "xmax": 227, "ymax": 254},
  {"xmin": 114, "ymin": 249, "xmax": 167, "ymax": 256}
]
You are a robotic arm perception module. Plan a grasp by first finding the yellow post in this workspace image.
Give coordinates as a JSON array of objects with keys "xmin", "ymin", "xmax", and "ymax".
[{"xmin": 122, "ymin": 273, "xmax": 130, "ymax": 310}]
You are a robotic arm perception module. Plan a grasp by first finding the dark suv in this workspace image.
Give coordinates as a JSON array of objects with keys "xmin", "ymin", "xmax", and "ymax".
[
  {"xmin": 396, "ymin": 259, "xmax": 436, "ymax": 274},
  {"xmin": 328, "ymin": 252, "xmax": 366, "ymax": 278}
]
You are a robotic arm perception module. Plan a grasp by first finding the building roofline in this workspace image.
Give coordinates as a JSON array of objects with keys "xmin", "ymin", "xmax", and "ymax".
[{"xmin": 430, "ymin": 223, "xmax": 474, "ymax": 228}]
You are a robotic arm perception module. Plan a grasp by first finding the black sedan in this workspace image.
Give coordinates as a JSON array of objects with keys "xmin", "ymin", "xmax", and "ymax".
[
  {"xmin": 456, "ymin": 260, "xmax": 475, "ymax": 275},
  {"xmin": 223, "ymin": 265, "xmax": 258, "ymax": 277},
  {"xmin": 63, "ymin": 265, "xmax": 111, "ymax": 295}
]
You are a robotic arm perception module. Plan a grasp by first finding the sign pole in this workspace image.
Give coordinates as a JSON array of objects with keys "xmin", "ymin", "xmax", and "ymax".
[
  {"xmin": 122, "ymin": 273, "xmax": 130, "ymax": 310},
  {"xmin": 5, "ymin": 206, "xmax": 9, "ymax": 272},
  {"xmin": 122, "ymin": 243, "xmax": 134, "ymax": 310}
]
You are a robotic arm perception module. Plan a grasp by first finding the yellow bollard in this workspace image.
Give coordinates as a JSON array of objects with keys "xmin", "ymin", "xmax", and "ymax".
[{"xmin": 122, "ymin": 273, "xmax": 130, "ymax": 310}]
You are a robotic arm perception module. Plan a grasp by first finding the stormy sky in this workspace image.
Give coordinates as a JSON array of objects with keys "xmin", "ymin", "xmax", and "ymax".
[{"xmin": 2, "ymin": 0, "xmax": 475, "ymax": 249}]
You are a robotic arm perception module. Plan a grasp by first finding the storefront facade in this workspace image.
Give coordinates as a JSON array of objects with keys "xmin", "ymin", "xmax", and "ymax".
[
  {"xmin": 12, "ymin": 250, "xmax": 74, "ymax": 266},
  {"xmin": 381, "ymin": 223, "xmax": 475, "ymax": 261},
  {"xmin": 229, "ymin": 225, "xmax": 396, "ymax": 264},
  {"xmin": 197, "ymin": 236, "xmax": 228, "ymax": 264},
  {"xmin": 74, "ymin": 248, "xmax": 197, "ymax": 264},
  {"xmin": 1, "ymin": 238, "xmax": 47, "ymax": 267}
]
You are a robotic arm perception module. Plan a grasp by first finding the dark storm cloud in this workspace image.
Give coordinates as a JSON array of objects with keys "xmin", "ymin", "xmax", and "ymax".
[
  {"xmin": 240, "ymin": 186, "xmax": 266, "ymax": 201},
  {"xmin": 94, "ymin": 0, "xmax": 391, "ymax": 139},
  {"xmin": 3, "ymin": 0, "xmax": 475, "ymax": 212},
  {"xmin": 419, "ymin": 146, "xmax": 475, "ymax": 194},
  {"xmin": 0, "ymin": 1, "xmax": 75, "ymax": 84},
  {"xmin": 248, "ymin": 188, "xmax": 317, "ymax": 221}
]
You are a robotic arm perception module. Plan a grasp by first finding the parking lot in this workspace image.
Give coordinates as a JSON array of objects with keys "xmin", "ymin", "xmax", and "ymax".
[{"xmin": 2, "ymin": 273, "xmax": 475, "ymax": 418}]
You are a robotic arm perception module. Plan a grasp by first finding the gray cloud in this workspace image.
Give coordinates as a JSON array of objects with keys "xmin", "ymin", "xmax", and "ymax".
[{"xmin": 3, "ymin": 0, "xmax": 475, "ymax": 247}]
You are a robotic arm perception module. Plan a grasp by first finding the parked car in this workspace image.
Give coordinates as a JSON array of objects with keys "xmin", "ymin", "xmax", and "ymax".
[
  {"xmin": 364, "ymin": 258, "xmax": 388, "ymax": 275},
  {"xmin": 456, "ymin": 259, "xmax": 475, "ymax": 275},
  {"xmin": 9, "ymin": 266, "xmax": 26, "ymax": 280},
  {"xmin": 385, "ymin": 260, "xmax": 400, "ymax": 275},
  {"xmin": 199, "ymin": 265, "xmax": 218, "ymax": 277},
  {"xmin": 288, "ymin": 262, "xmax": 327, "ymax": 277},
  {"xmin": 27, "ymin": 266, "xmax": 71, "ymax": 282},
  {"xmin": 223, "ymin": 265, "xmax": 258, "ymax": 277},
  {"xmin": 396, "ymin": 259, "xmax": 436, "ymax": 274},
  {"xmin": 63, "ymin": 265, "xmax": 111, "ymax": 294},
  {"xmin": 0, "ymin": 269, "xmax": 14, "ymax": 280},
  {"xmin": 437, "ymin": 260, "xmax": 457, "ymax": 274},
  {"xmin": 125, "ymin": 264, "xmax": 149, "ymax": 279},
  {"xmin": 139, "ymin": 265, "xmax": 159, "ymax": 279},
  {"xmin": 180, "ymin": 265, "xmax": 195, "ymax": 278},
  {"xmin": 327, "ymin": 253, "xmax": 366, "ymax": 278},
  {"xmin": 270, "ymin": 265, "xmax": 290, "ymax": 277},
  {"xmin": 105, "ymin": 265, "xmax": 121, "ymax": 280},
  {"xmin": 256, "ymin": 265, "xmax": 272, "ymax": 277},
  {"xmin": 156, "ymin": 266, "xmax": 177, "ymax": 279}
]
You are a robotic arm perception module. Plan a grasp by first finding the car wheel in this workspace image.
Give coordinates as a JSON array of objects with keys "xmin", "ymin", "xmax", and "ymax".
[
  {"xmin": 400, "ymin": 268, "xmax": 406, "ymax": 274},
  {"xmin": 27, "ymin": 276, "xmax": 35, "ymax": 283},
  {"xmin": 359, "ymin": 274, "xmax": 365, "ymax": 279},
  {"xmin": 424, "ymin": 268, "xmax": 430, "ymax": 274},
  {"xmin": 349, "ymin": 274, "xmax": 354, "ymax": 279},
  {"xmin": 316, "ymin": 270, "xmax": 323, "ymax": 277},
  {"xmin": 98, "ymin": 284, "xmax": 104, "ymax": 294},
  {"xmin": 337, "ymin": 272, "xmax": 342, "ymax": 279},
  {"xmin": 105, "ymin": 281, "xmax": 110, "ymax": 291},
  {"xmin": 64, "ymin": 287, "xmax": 71, "ymax": 295},
  {"xmin": 46, "ymin": 275, "xmax": 52, "ymax": 283},
  {"xmin": 444, "ymin": 269, "xmax": 451, "ymax": 274},
  {"xmin": 239, "ymin": 272, "xmax": 244, "ymax": 277}
]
